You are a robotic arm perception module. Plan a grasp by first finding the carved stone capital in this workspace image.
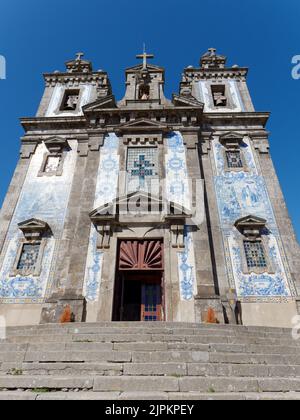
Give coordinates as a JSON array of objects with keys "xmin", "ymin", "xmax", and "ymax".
[
  {"xmin": 89, "ymin": 135, "xmax": 104, "ymax": 151},
  {"xmin": 95, "ymin": 223, "xmax": 113, "ymax": 250},
  {"xmin": 169, "ymin": 222, "xmax": 185, "ymax": 249},
  {"xmin": 20, "ymin": 142, "xmax": 37, "ymax": 159},
  {"xmin": 77, "ymin": 141, "xmax": 89, "ymax": 157}
]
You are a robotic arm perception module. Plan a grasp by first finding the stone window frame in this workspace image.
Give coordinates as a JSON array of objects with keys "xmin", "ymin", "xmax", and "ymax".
[
  {"xmin": 207, "ymin": 82, "xmax": 236, "ymax": 110},
  {"xmin": 219, "ymin": 133, "xmax": 249, "ymax": 173},
  {"xmin": 10, "ymin": 238, "xmax": 47, "ymax": 277},
  {"xmin": 125, "ymin": 144, "xmax": 160, "ymax": 195},
  {"xmin": 59, "ymin": 88, "xmax": 82, "ymax": 113},
  {"xmin": 211, "ymin": 84, "xmax": 227, "ymax": 107},
  {"xmin": 38, "ymin": 137, "xmax": 70, "ymax": 177},
  {"xmin": 38, "ymin": 150, "xmax": 66, "ymax": 177},
  {"xmin": 234, "ymin": 216, "xmax": 276, "ymax": 275},
  {"xmin": 10, "ymin": 219, "xmax": 51, "ymax": 278}
]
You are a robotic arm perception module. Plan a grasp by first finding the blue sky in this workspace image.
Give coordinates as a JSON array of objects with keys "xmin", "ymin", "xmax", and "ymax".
[{"xmin": 0, "ymin": 0, "xmax": 299, "ymax": 239}]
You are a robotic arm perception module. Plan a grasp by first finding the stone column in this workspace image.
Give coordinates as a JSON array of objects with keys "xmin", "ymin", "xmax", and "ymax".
[
  {"xmin": 183, "ymin": 131, "xmax": 225, "ymax": 323},
  {"xmin": 41, "ymin": 134, "xmax": 103, "ymax": 323}
]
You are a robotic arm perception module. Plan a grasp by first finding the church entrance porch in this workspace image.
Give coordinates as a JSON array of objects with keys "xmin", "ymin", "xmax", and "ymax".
[{"xmin": 113, "ymin": 240, "xmax": 164, "ymax": 321}]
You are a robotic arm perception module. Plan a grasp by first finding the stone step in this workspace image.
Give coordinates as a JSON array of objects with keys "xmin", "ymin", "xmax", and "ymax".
[
  {"xmin": 0, "ymin": 375, "xmax": 94, "ymax": 390},
  {"xmin": 4, "ymin": 337, "xmax": 298, "ymax": 353},
  {"xmin": 131, "ymin": 349, "xmax": 300, "ymax": 364},
  {"xmin": 209, "ymin": 352, "xmax": 300, "ymax": 365},
  {"xmin": 1, "ymin": 348, "xmax": 299, "ymax": 366},
  {"xmin": 92, "ymin": 376, "xmax": 300, "ymax": 393},
  {"xmin": 1, "ymin": 361, "xmax": 300, "ymax": 379},
  {"xmin": 1, "ymin": 362, "xmax": 124, "ymax": 376},
  {"xmin": 5, "ymin": 323, "xmax": 294, "ymax": 337},
  {"xmin": 1, "ymin": 390, "xmax": 300, "ymax": 401},
  {"xmin": 124, "ymin": 363, "xmax": 300, "ymax": 378},
  {"xmin": 3, "ymin": 334, "xmax": 299, "ymax": 352},
  {"xmin": 3, "ymin": 349, "xmax": 297, "ymax": 365}
]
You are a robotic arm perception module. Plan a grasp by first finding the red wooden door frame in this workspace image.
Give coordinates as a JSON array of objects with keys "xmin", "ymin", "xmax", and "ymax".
[{"xmin": 116, "ymin": 240, "xmax": 165, "ymax": 321}]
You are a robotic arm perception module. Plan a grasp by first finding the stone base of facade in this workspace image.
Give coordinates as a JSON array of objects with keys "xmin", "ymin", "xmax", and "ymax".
[
  {"xmin": 0, "ymin": 304, "xmax": 43, "ymax": 327},
  {"xmin": 240, "ymin": 301, "xmax": 299, "ymax": 329},
  {"xmin": 0, "ymin": 298, "xmax": 299, "ymax": 328},
  {"xmin": 194, "ymin": 295, "xmax": 226, "ymax": 324},
  {"xmin": 40, "ymin": 293, "xmax": 86, "ymax": 324}
]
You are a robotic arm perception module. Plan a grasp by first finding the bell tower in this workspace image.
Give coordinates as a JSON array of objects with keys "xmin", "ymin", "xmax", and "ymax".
[{"xmin": 118, "ymin": 48, "xmax": 170, "ymax": 107}]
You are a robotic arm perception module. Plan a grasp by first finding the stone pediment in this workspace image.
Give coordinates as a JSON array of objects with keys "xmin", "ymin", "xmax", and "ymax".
[
  {"xmin": 172, "ymin": 94, "xmax": 204, "ymax": 109},
  {"xmin": 18, "ymin": 218, "xmax": 50, "ymax": 239},
  {"xmin": 220, "ymin": 132, "xmax": 244, "ymax": 140},
  {"xmin": 219, "ymin": 131, "xmax": 244, "ymax": 148},
  {"xmin": 118, "ymin": 118, "xmax": 169, "ymax": 133},
  {"xmin": 83, "ymin": 95, "xmax": 117, "ymax": 112},
  {"xmin": 235, "ymin": 215, "xmax": 267, "ymax": 237},
  {"xmin": 43, "ymin": 136, "xmax": 69, "ymax": 152},
  {"xmin": 126, "ymin": 64, "xmax": 164, "ymax": 73},
  {"xmin": 90, "ymin": 191, "xmax": 192, "ymax": 224}
]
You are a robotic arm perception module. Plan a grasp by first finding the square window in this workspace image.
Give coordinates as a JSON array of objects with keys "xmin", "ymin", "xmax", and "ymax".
[
  {"xmin": 226, "ymin": 151, "xmax": 243, "ymax": 169},
  {"xmin": 211, "ymin": 85, "xmax": 227, "ymax": 107},
  {"xmin": 127, "ymin": 147, "xmax": 159, "ymax": 193},
  {"xmin": 60, "ymin": 89, "xmax": 80, "ymax": 111},
  {"xmin": 244, "ymin": 241, "xmax": 267, "ymax": 269},
  {"xmin": 44, "ymin": 156, "xmax": 61, "ymax": 173},
  {"xmin": 17, "ymin": 243, "xmax": 40, "ymax": 272}
]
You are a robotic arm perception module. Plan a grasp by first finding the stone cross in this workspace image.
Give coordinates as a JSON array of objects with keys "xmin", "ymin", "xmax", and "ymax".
[
  {"xmin": 136, "ymin": 46, "xmax": 154, "ymax": 69},
  {"xmin": 76, "ymin": 52, "xmax": 84, "ymax": 61},
  {"xmin": 131, "ymin": 155, "xmax": 154, "ymax": 189},
  {"xmin": 208, "ymin": 48, "xmax": 217, "ymax": 56}
]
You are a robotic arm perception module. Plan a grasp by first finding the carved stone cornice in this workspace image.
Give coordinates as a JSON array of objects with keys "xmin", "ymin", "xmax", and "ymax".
[
  {"xmin": 203, "ymin": 112, "xmax": 270, "ymax": 128},
  {"xmin": 21, "ymin": 116, "xmax": 87, "ymax": 132},
  {"xmin": 182, "ymin": 67, "xmax": 249, "ymax": 82},
  {"xmin": 43, "ymin": 72, "xmax": 110, "ymax": 88}
]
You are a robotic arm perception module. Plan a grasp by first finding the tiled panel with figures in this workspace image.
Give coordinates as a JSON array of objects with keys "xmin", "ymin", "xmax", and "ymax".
[
  {"xmin": 0, "ymin": 140, "xmax": 77, "ymax": 303},
  {"xmin": 212, "ymin": 137, "xmax": 296, "ymax": 301}
]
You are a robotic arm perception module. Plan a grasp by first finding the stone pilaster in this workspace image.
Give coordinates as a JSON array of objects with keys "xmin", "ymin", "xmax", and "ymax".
[
  {"xmin": 41, "ymin": 135, "xmax": 103, "ymax": 323},
  {"xmin": 183, "ymin": 131, "xmax": 224, "ymax": 323}
]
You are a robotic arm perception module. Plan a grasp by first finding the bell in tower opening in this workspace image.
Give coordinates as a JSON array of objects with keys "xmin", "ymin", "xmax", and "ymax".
[{"xmin": 138, "ymin": 68, "xmax": 151, "ymax": 100}]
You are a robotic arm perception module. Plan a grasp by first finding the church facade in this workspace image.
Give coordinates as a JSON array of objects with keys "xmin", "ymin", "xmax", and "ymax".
[{"xmin": 0, "ymin": 49, "xmax": 299, "ymax": 327}]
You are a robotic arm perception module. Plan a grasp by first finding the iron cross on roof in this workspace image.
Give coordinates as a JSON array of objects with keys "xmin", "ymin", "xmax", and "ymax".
[{"xmin": 136, "ymin": 45, "xmax": 154, "ymax": 69}]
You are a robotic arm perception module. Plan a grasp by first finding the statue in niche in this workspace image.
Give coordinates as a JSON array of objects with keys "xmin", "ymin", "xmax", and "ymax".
[
  {"xmin": 139, "ymin": 84, "xmax": 150, "ymax": 100},
  {"xmin": 65, "ymin": 94, "xmax": 79, "ymax": 110}
]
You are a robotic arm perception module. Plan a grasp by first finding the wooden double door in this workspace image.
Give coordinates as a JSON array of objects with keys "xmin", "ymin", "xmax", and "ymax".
[{"xmin": 113, "ymin": 240, "xmax": 164, "ymax": 322}]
